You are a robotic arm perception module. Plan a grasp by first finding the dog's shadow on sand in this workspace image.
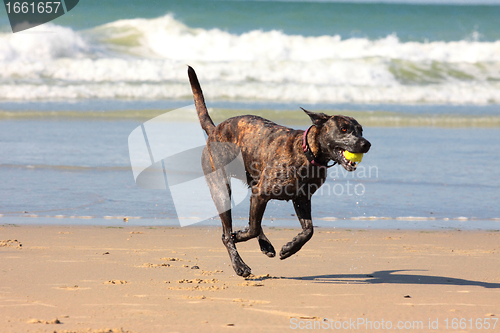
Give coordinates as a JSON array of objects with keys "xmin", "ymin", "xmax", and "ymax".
[{"xmin": 276, "ymin": 270, "xmax": 500, "ymax": 289}]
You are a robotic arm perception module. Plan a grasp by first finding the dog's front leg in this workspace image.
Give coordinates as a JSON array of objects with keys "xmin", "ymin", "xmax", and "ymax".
[{"xmin": 279, "ymin": 198, "xmax": 314, "ymax": 260}]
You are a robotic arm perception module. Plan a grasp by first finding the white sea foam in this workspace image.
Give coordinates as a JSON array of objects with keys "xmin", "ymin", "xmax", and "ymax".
[
  {"xmin": 1, "ymin": 80, "xmax": 499, "ymax": 104},
  {"xmin": 94, "ymin": 14, "xmax": 500, "ymax": 63},
  {"xmin": 0, "ymin": 15, "xmax": 499, "ymax": 104},
  {"xmin": 0, "ymin": 23, "xmax": 89, "ymax": 61}
]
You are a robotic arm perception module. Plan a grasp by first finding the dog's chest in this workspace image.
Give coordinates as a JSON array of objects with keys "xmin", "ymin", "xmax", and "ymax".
[{"xmin": 258, "ymin": 163, "xmax": 327, "ymax": 200}]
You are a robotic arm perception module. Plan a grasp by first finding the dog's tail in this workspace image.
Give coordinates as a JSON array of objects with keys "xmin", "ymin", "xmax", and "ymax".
[{"xmin": 188, "ymin": 66, "xmax": 215, "ymax": 136}]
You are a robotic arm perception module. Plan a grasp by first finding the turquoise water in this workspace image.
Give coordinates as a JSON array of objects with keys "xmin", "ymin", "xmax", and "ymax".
[{"xmin": 13, "ymin": 0, "xmax": 500, "ymax": 41}]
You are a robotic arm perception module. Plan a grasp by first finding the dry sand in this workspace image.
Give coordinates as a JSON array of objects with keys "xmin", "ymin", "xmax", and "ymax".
[{"xmin": 0, "ymin": 225, "xmax": 499, "ymax": 332}]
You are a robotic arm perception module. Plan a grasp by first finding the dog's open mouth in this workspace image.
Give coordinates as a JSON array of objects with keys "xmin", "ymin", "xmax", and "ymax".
[{"xmin": 335, "ymin": 149, "xmax": 361, "ymax": 172}]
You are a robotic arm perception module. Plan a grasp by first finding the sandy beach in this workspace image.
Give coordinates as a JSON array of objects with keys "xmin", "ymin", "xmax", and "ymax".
[{"xmin": 1, "ymin": 225, "xmax": 498, "ymax": 332}]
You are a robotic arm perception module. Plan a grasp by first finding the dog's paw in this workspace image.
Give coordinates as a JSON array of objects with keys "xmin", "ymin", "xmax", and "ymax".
[
  {"xmin": 234, "ymin": 264, "xmax": 252, "ymax": 277},
  {"xmin": 232, "ymin": 258, "xmax": 252, "ymax": 277},
  {"xmin": 259, "ymin": 239, "xmax": 276, "ymax": 258},
  {"xmin": 279, "ymin": 243, "xmax": 302, "ymax": 260}
]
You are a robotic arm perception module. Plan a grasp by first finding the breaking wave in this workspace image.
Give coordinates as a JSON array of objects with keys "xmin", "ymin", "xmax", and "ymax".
[{"xmin": 0, "ymin": 15, "xmax": 499, "ymax": 104}]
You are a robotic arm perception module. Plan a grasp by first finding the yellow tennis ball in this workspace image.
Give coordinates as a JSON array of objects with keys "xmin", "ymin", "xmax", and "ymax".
[{"xmin": 344, "ymin": 151, "xmax": 363, "ymax": 163}]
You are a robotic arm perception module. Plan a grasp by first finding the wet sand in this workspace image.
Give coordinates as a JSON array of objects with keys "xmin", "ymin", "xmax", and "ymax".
[{"xmin": 1, "ymin": 225, "xmax": 499, "ymax": 332}]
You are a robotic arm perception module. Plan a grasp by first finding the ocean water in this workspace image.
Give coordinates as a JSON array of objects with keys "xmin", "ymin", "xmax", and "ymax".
[
  {"xmin": 0, "ymin": 0, "xmax": 499, "ymax": 104},
  {"xmin": 0, "ymin": 0, "xmax": 499, "ymax": 228},
  {"xmin": 0, "ymin": 118, "xmax": 499, "ymax": 229}
]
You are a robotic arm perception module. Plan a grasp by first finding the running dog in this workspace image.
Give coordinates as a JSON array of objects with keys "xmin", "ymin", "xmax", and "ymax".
[{"xmin": 188, "ymin": 66, "xmax": 371, "ymax": 277}]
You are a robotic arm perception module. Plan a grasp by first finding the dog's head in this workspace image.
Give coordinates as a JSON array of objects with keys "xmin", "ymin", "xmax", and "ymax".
[{"xmin": 302, "ymin": 108, "xmax": 371, "ymax": 172}]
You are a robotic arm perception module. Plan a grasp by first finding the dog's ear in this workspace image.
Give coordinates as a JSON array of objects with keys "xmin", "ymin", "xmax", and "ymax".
[{"xmin": 301, "ymin": 107, "xmax": 330, "ymax": 127}]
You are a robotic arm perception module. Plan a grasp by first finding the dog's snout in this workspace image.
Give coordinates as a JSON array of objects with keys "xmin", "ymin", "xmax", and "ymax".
[{"xmin": 359, "ymin": 139, "xmax": 371, "ymax": 153}]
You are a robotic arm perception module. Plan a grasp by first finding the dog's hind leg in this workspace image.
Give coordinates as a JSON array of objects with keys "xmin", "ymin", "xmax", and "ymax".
[
  {"xmin": 202, "ymin": 147, "xmax": 251, "ymax": 277},
  {"xmin": 233, "ymin": 194, "xmax": 268, "ymax": 244},
  {"xmin": 258, "ymin": 229, "xmax": 276, "ymax": 258},
  {"xmin": 279, "ymin": 198, "xmax": 314, "ymax": 260},
  {"xmin": 231, "ymin": 181, "xmax": 273, "ymax": 257},
  {"xmin": 220, "ymin": 209, "xmax": 252, "ymax": 277},
  {"xmin": 234, "ymin": 221, "xmax": 275, "ymax": 258}
]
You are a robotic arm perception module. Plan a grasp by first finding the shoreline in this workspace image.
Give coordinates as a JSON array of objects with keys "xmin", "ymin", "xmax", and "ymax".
[
  {"xmin": 2, "ymin": 216, "xmax": 500, "ymax": 231},
  {"xmin": 1, "ymin": 108, "xmax": 500, "ymax": 128},
  {"xmin": 1, "ymin": 225, "xmax": 498, "ymax": 332}
]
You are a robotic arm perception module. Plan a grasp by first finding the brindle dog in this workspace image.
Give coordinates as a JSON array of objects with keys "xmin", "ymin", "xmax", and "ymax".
[{"xmin": 188, "ymin": 66, "xmax": 371, "ymax": 277}]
